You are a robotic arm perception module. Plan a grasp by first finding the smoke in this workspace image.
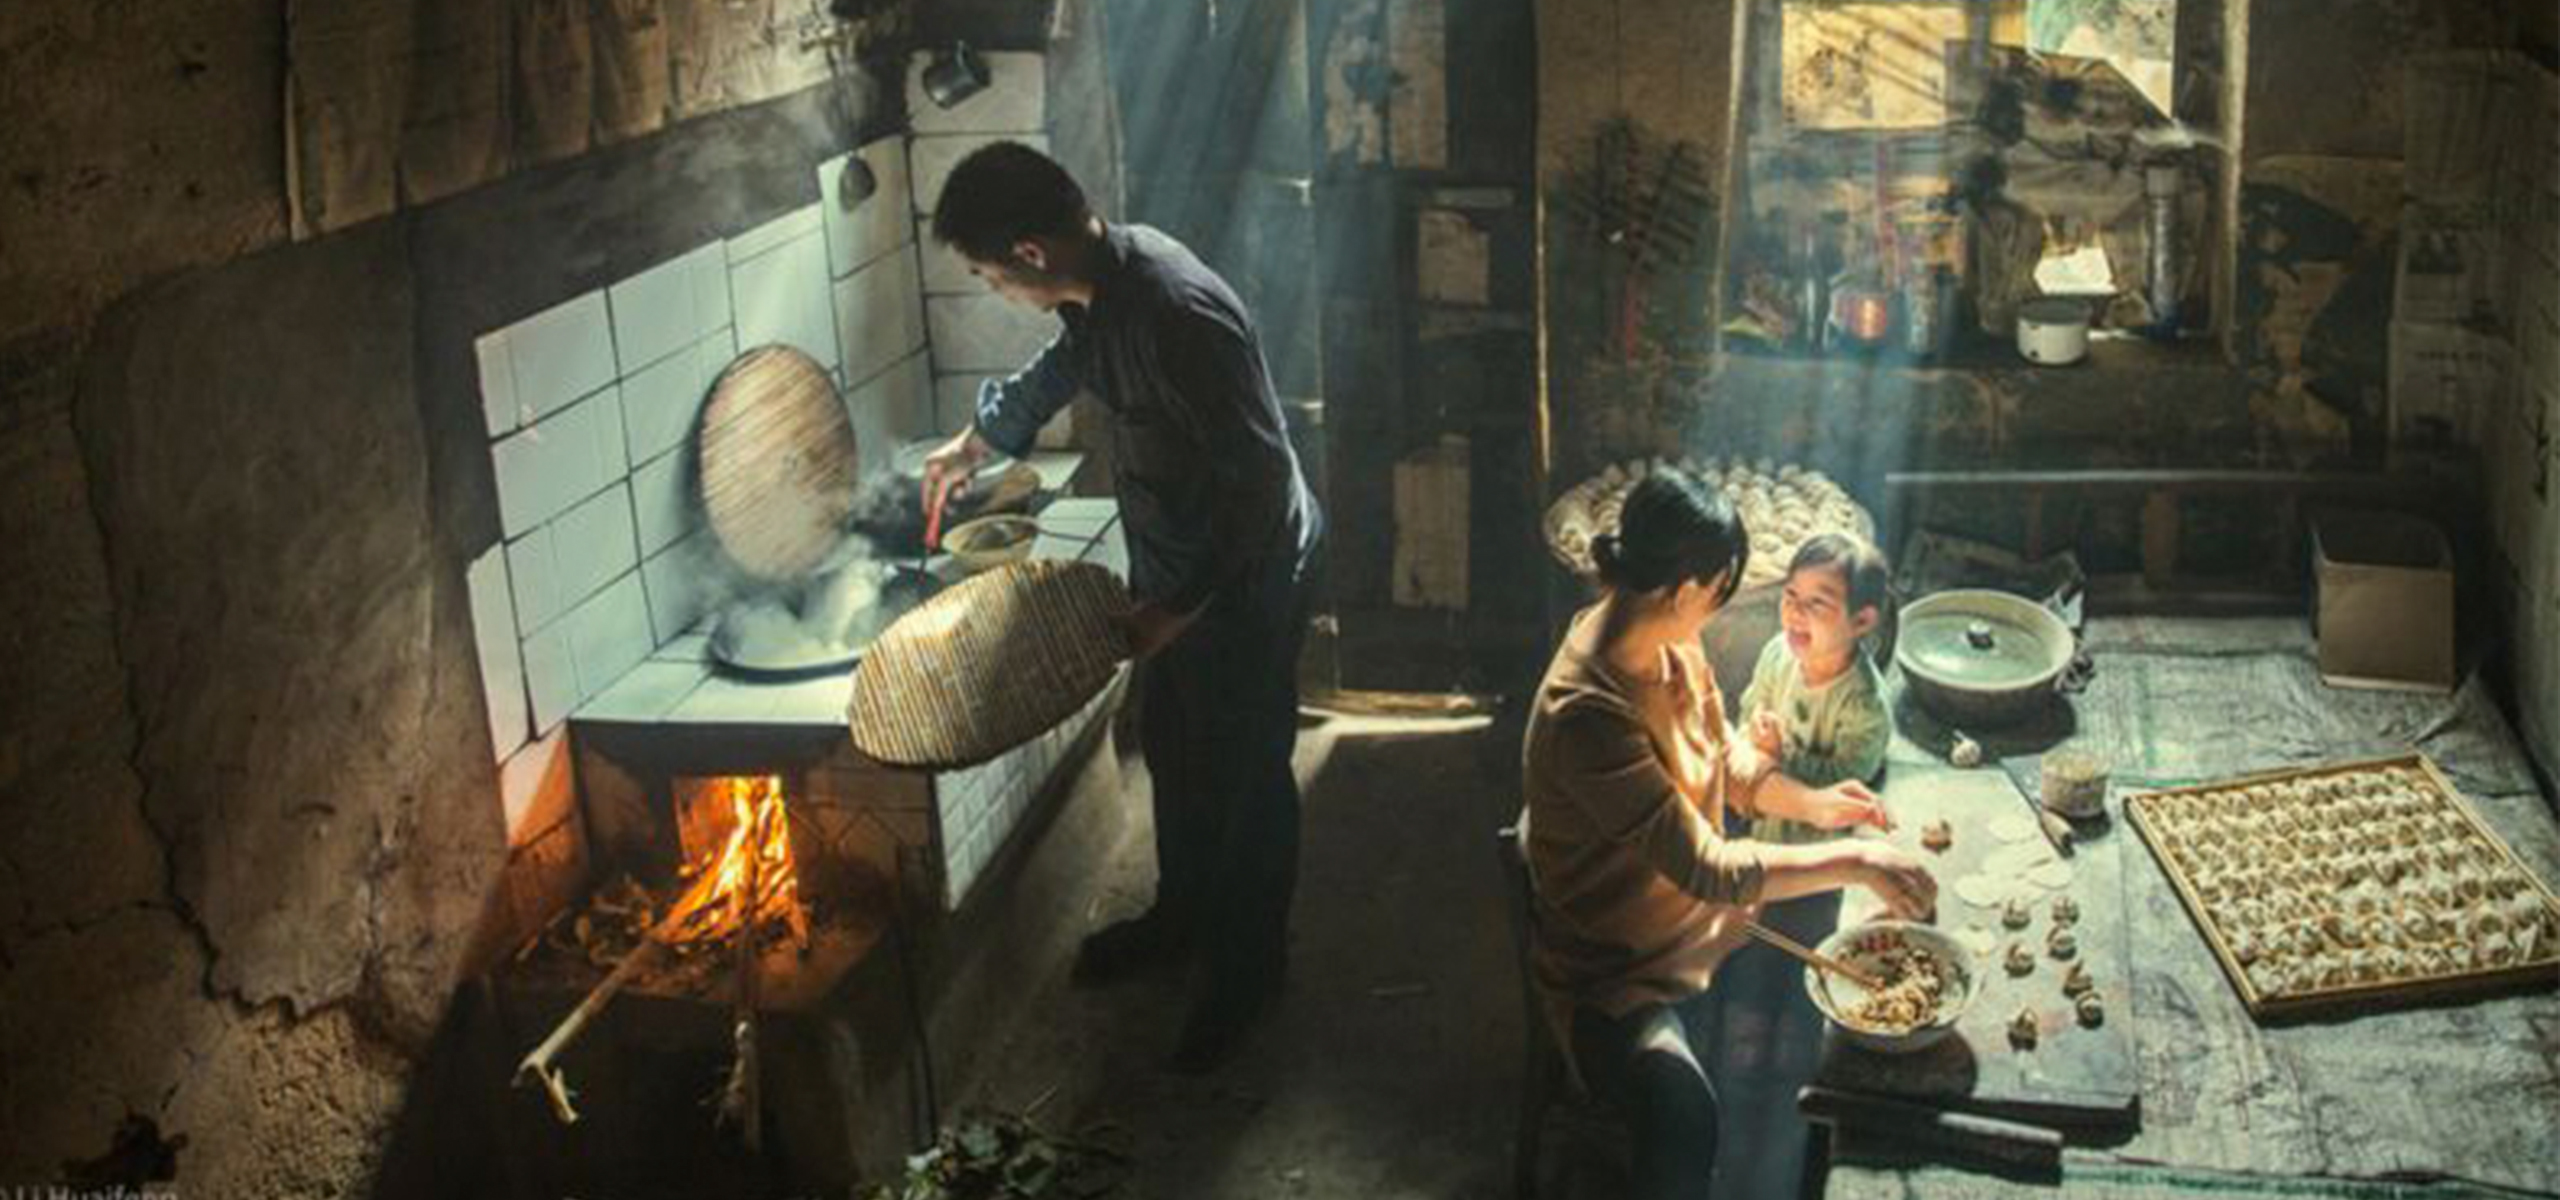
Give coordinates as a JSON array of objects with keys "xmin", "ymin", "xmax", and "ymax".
[{"xmin": 706, "ymin": 459, "xmax": 926, "ymax": 670}]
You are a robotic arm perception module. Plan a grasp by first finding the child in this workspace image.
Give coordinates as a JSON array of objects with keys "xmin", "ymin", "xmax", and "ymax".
[
  {"xmin": 1699, "ymin": 531, "xmax": 1897, "ymax": 1199},
  {"xmin": 1738, "ymin": 531, "xmax": 1895, "ymax": 845}
]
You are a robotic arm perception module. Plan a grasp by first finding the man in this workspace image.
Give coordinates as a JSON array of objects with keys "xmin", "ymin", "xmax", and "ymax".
[{"xmin": 920, "ymin": 142, "xmax": 1322, "ymax": 1070}]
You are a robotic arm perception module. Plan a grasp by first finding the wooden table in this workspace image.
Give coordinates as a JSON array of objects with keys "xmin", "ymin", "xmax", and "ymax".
[{"xmin": 1819, "ymin": 616, "xmax": 2560, "ymax": 1197}]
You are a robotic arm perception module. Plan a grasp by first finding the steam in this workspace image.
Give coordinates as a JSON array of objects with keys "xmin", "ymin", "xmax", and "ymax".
[{"xmin": 706, "ymin": 458, "xmax": 924, "ymax": 669}]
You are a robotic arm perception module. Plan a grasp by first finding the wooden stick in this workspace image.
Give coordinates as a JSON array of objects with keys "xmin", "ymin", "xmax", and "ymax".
[
  {"xmin": 729, "ymin": 800, "xmax": 766, "ymax": 1152},
  {"xmin": 515, "ymin": 931, "xmax": 671, "ymax": 1124},
  {"xmin": 1747, "ymin": 920, "xmax": 1885, "ymax": 992}
]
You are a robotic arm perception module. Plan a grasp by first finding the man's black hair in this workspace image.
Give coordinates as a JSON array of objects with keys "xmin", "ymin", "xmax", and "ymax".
[{"xmin": 929, "ymin": 141, "xmax": 1093, "ymax": 264}]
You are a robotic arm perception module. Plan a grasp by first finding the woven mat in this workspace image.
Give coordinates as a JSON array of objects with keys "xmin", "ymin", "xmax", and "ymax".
[
  {"xmin": 699, "ymin": 344, "xmax": 858, "ymax": 582},
  {"xmin": 847, "ymin": 560, "xmax": 1130, "ymax": 769}
]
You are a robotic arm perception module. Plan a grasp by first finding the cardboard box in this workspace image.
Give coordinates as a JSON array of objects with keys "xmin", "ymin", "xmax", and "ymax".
[{"xmin": 2310, "ymin": 511, "xmax": 2455, "ymax": 693}]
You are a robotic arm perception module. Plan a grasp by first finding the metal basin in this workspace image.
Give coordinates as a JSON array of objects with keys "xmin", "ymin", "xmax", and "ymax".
[{"xmin": 1895, "ymin": 589, "xmax": 2075, "ymax": 727}]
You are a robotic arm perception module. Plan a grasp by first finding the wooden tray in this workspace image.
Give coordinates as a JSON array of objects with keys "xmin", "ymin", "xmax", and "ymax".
[{"xmin": 2126, "ymin": 752, "xmax": 2560, "ymax": 1022}]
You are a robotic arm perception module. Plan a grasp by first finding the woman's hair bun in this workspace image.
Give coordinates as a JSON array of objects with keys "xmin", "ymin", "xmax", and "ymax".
[{"xmin": 1591, "ymin": 533, "xmax": 1623, "ymax": 578}]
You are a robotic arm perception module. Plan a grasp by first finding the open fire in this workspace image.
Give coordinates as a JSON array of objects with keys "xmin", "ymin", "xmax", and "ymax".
[
  {"xmin": 665, "ymin": 774, "xmax": 809, "ymax": 950},
  {"xmin": 515, "ymin": 773, "xmax": 820, "ymax": 1125}
]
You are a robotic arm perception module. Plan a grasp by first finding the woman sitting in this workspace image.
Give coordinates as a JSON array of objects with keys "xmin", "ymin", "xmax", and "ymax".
[{"xmin": 1521, "ymin": 471, "xmax": 1936, "ymax": 1200}]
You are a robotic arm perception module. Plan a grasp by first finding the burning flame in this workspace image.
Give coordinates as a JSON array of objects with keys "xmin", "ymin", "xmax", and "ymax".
[{"xmin": 661, "ymin": 775, "xmax": 807, "ymax": 949}]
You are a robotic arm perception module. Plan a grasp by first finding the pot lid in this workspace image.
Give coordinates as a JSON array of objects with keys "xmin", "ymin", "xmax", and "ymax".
[
  {"xmin": 1896, "ymin": 590, "xmax": 2072, "ymax": 692},
  {"xmin": 699, "ymin": 345, "xmax": 860, "ymax": 583}
]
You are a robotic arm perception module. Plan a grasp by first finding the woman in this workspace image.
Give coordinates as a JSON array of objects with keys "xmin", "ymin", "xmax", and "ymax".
[{"xmin": 1521, "ymin": 471, "xmax": 1936, "ymax": 1199}]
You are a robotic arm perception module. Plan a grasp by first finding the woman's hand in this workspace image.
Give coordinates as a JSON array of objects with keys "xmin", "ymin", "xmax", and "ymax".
[
  {"xmin": 1798, "ymin": 779, "xmax": 1892, "ymax": 832},
  {"xmin": 1662, "ymin": 644, "xmax": 1718, "ymax": 729},
  {"xmin": 1852, "ymin": 842, "xmax": 1937, "ymax": 920}
]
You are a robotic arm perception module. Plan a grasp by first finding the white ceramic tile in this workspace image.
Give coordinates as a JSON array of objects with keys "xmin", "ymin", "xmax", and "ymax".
[
  {"xmin": 1040, "ymin": 496, "xmax": 1116, "ymax": 535},
  {"xmin": 1024, "ymin": 450, "xmax": 1084, "ymax": 491},
  {"xmin": 475, "ymin": 329, "xmax": 523, "ymax": 437},
  {"xmin": 733, "ymin": 231, "xmax": 838, "ymax": 371},
  {"xmin": 562, "ymin": 572, "xmax": 653, "ymax": 699},
  {"xmin": 640, "ymin": 532, "xmax": 717, "ymax": 645},
  {"xmin": 846, "ymin": 351, "xmax": 934, "ymax": 481},
  {"xmin": 652, "ymin": 630, "xmax": 714, "ymax": 663},
  {"xmin": 621, "ymin": 331, "xmax": 728, "ymax": 466},
  {"xmin": 727, "ymin": 204, "xmax": 825, "ymax": 264},
  {"xmin": 687, "ymin": 244, "xmax": 736, "ymax": 339},
  {"xmin": 927, "ymin": 293, "xmax": 1058, "ymax": 372},
  {"xmin": 920, "ymin": 239, "xmax": 978, "ymax": 294},
  {"xmin": 1030, "ymin": 532, "xmax": 1090, "ymax": 561},
  {"xmin": 578, "ymin": 659, "xmax": 712, "ymax": 724},
  {"xmin": 835, "ymin": 244, "xmax": 928, "ymax": 382},
  {"xmin": 550, "ymin": 482, "xmax": 640, "ymax": 610},
  {"xmin": 491, "ymin": 387, "xmax": 628, "ymax": 538},
  {"xmin": 506, "ymin": 526, "xmax": 565, "ymax": 633},
  {"xmin": 467, "ymin": 547, "xmax": 532, "ymax": 763},
  {"xmin": 822, "ymin": 138, "xmax": 916, "ymax": 279},
  {"xmin": 945, "ymin": 841, "xmax": 981, "ymax": 907},
  {"xmin": 763, "ymin": 674, "xmax": 856, "ymax": 726},
  {"xmin": 937, "ymin": 763, "xmax": 987, "ymax": 829},
  {"xmin": 610, "ymin": 244, "xmax": 729, "ymax": 373},
  {"xmin": 906, "ymin": 50, "xmax": 1047, "ymax": 136},
  {"xmin": 933, "ymin": 372, "xmax": 1000, "ymax": 434},
  {"xmin": 498, "ymin": 727, "xmax": 577, "ymax": 847},
  {"xmin": 630, "ymin": 447, "xmax": 696, "ymax": 558},
  {"xmin": 507, "ymin": 291, "xmax": 618, "ymax": 423},
  {"xmin": 673, "ymin": 674, "xmax": 781, "ymax": 723},
  {"xmin": 522, "ymin": 625, "xmax": 580, "ymax": 735},
  {"xmin": 910, "ymin": 134, "xmax": 1050, "ymax": 217}
]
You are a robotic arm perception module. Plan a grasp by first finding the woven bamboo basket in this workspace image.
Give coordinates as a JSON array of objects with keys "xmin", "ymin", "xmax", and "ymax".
[{"xmin": 847, "ymin": 559, "xmax": 1131, "ymax": 769}]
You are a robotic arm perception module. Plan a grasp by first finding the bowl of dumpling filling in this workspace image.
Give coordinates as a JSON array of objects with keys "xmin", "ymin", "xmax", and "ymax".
[{"xmin": 1805, "ymin": 921, "xmax": 1979, "ymax": 1054}]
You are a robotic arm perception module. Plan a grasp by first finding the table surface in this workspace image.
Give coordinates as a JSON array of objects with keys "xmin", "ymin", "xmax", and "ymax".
[
  {"xmin": 1823, "ymin": 616, "xmax": 2560, "ymax": 1198},
  {"xmin": 1819, "ymin": 767, "xmax": 2140, "ymax": 1129}
]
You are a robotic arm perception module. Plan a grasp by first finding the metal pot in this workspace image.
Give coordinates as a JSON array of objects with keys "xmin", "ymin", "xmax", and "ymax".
[
  {"xmin": 1895, "ymin": 589, "xmax": 2077, "ymax": 727},
  {"xmin": 2016, "ymin": 297, "xmax": 2091, "ymax": 366},
  {"xmin": 852, "ymin": 438, "xmax": 1028, "ymax": 558},
  {"xmin": 709, "ymin": 562, "xmax": 942, "ymax": 679}
]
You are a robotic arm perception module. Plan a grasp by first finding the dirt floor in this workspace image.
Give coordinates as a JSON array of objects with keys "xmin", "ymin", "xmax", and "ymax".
[{"xmin": 947, "ymin": 697, "xmax": 1823, "ymax": 1200}]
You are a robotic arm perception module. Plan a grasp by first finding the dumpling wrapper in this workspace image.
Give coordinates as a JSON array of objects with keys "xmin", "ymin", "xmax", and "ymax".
[
  {"xmin": 1989, "ymin": 813, "xmax": 2041, "ymax": 843},
  {"xmin": 1955, "ymin": 873, "xmax": 2028, "ymax": 909}
]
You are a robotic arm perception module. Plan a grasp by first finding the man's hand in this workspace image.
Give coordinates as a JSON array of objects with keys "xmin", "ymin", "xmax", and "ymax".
[
  {"xmin": 1121, "ymin": 600, "xmax": 1199, "ymax": 661},
  {"xmin": 1799, "ymin": 779, "xmax": 1893, "ymax": 832},
  {"xmin": 1851, "ymin": 841, "xmax": 1937, "ymax": 920},
  {"xmin": 919, "ymin": 428, "xmax": 994, "ymax": 531}
]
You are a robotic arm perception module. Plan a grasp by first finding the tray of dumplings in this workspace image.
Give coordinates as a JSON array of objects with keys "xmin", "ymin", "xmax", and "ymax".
[
  {"xmin": 2127, "ymin": 753, "xmax": 2560, "ymax": 1020},
  {"xmin": 1542, "ymin": 455, "xmax": 1874, "ymax": 591}
]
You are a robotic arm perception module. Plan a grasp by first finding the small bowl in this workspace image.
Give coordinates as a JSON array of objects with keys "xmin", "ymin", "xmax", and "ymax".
[
  {"xmin": 942, "ymin": 514, "xmax": 1039, "ymax": 573},
  {"xmin": 1803, "ymin": 920, "xmax": 1980, "ymax": 1054}
]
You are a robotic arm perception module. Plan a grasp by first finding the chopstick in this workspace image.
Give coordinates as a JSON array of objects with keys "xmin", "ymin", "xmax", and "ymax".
[{"xmin": 1746, "ymin": 919, "xmax": 1885, "ymax": 992}]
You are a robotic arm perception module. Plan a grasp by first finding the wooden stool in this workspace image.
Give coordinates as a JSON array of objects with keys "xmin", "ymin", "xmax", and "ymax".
[{"xmin": 1494, "ymin": 824, "xmax": 1630, "ymax": 1200}]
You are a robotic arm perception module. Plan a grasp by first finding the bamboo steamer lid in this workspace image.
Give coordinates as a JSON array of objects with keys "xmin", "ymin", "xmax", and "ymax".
[
  {"xmin": 848, "ymin": 560, "xmax": 1132, "ymax": 769},
  {"xmin": 699, "ymin": 345, "xmax": 859, "ymax": 582}
]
